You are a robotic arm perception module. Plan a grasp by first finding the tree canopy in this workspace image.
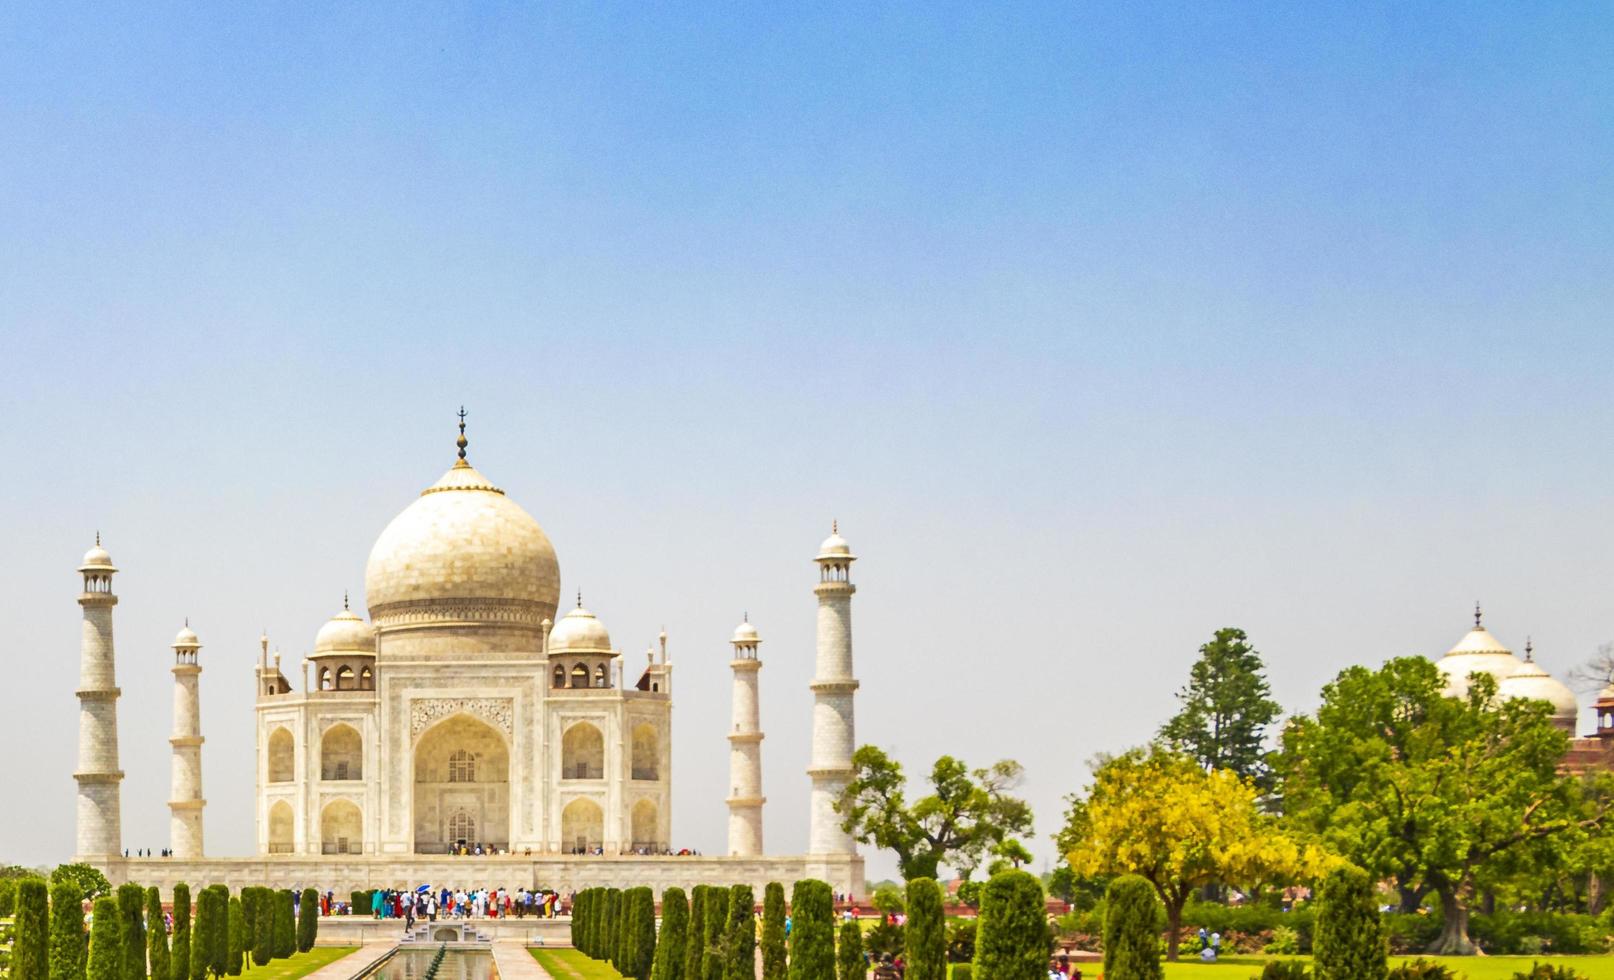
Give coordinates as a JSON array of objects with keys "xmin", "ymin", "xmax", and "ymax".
[
  {"xmin": 1278, "ymin": 656, "xmax": 1609, "ymax": 954},
  {"xmin": 836, "ymin": 745, "xmax": 1034, "ymax": 881},
  {"xmin": 1157, "ymin": 627, "xmax": 1281, "ymax": 789},
  {"xmin": 1062, "ymin": 746, "xmax": 1327, "ymax": 959}
]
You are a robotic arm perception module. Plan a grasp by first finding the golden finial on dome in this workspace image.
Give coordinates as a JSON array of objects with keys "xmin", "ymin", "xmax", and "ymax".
[
  {"xmin": 343, "ymin": 590, "xmax": 349, "ymax": 611},
  {"xmin": 1525, "ymin": 637, "xmax": 1534, "ymax": 661},
  {"xmin": 454, "ymin": 406, "xmax": 470, "ymax": 468},
  {"xmin": 1474, "ymin": 601, "xmax": 1483, "ymax": 628},
  {"xmin": 577, "ymin": 590, "xmax": 583, "ymax": 609},
  {"xmin": 95, "ymin": 530, "xmax": 100, "ymax": 546}
]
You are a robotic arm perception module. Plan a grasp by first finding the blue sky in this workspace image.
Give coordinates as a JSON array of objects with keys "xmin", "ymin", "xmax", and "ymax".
[{"xmin": 1, "ymin": 3, "xmax": 1611, "ymax": 878}]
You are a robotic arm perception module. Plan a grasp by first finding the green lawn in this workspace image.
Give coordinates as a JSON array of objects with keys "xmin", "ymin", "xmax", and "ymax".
[
  {"xmin": 1154, "ymin": 954, "xmax": 1614, "ymax": 979},
  {"xmin": 238, "ymin": 946, "xmax": 358, "ymax": 980},
  {"xmin": 531, "ymin": 947, "xmax": 626, "ymax": 980}
]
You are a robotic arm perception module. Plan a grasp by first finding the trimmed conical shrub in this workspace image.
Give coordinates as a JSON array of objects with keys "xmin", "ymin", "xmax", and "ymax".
[
  {"xmin": 760, "ymin": 883, "xmax": 787, "ymax": 980},
  {"xmin": 209, "ymin": 887, "xmax": 231, "ymax": 976},
  {"xmin": 903, "ymin": 879, "xmax": 944, "ymax": 980},
  {"xmin": 249, "ymin": 889, "xmax": 271, "ymax": 968},
  {"xmin": 1313, "ymin": 865, "xmax": 1387, "ymax": 980},
  {"xmin": 723, "ymin": 886, "xmax": 754, "ymax": 980},
  {"xmin": 50, "ymin": 879, "xmax": 88, "ymax": 980},
  {"xmin": 1101, "ymin": 875, "xmax": 1162, "ymax": 980},
  {"xmin": 144, "ymin": 889, "xmax": 169, "ymax": 980},
  {"xmin": 15, "ymin": 877, "xmax": 51, "ymax": 980},
  {"xmin": 170, "ymin": 886, "xmax": 190, "ymax": 980},
  {"xmin": 629, "ymin": 888, "xmax": 657, "ymax": 980},
  {"xmin": 225, "ymin": 899, "xmax": 243, "ymax": 977},
  {"xmin": 272, "ymin": 891, "xmax": 294, "ymax": 960},
  {"xmin": 685, "ymin": 887, "xmax": 708, "ymax": 980},
  {"xmin": 702, "ymin": 887, "xmax": 728, "ymax": 980},
  {"xmin": 296, "ymin": 889, "xmax": 318, "ymax": 954},
  {"xmin": 787, "ymin": 880, "xmax": 834, "ymax": 980},
  {"xmin": 653, "ymin": 888, "xmax": 688, "ymax": 980},
  {"xmin": 89, "ymin": 898, "xmax": 124, "ymax": 980},
  {"xmin": 116, "ymin": 883, "xmax": 146, "ymax": 980},
  {"xmin": 972, "ymin": 870, "xmax": 1045, "ymax": 980},
  {"xmin": 836, "ymin": 919, "xmax": 862, "ymax": 980}
]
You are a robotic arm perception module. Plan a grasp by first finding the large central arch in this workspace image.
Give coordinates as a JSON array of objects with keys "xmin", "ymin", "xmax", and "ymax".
[{"xmin": 412, "ymin": 714, "xmax": 510, "ymax": 853}]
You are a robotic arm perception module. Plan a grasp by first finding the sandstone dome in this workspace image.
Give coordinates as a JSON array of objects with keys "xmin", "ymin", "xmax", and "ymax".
[{"xmin": 364, "ymin": 459, "xmax": 561, "ymax": 632}]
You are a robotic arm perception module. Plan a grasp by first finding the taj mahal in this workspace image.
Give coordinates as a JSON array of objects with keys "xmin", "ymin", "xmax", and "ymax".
[{"xmin": 72, "ymin": 416, "xmax": 864, "ymax": 896}]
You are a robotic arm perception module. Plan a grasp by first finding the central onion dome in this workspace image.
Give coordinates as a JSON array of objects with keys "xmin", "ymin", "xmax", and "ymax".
[
  {"xmin": 364, "ymin": 421, "xmax": 560, "ymax": 640},
  {"xmin": 1437, "ymin": 605, "xmax": 1525, "ymax": 698}
]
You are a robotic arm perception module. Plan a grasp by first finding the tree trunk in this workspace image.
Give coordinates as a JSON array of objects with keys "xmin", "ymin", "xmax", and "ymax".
[
  {"xmin": 1395, "ymin": 880, "xmax": 1427, "ymax": 914},
  {"xmin": 1426, "ymin": 882, "xmax": 1477, "ymax": 955},
  {"xmin": 1165, "ymin": 897, "xmax": 1185, "ymax": 961},
  {"xmin": 1589, "ymin": 873, "xmax": 1607, "ymax": 916}
]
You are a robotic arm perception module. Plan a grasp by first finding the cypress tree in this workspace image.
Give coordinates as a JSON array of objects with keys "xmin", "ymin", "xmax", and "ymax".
[
  {"xmin": 16, "ymin": 877, "xmax": 51, "ymax": 980},
  {"xmin": 836, "ymin": 919, "xmax": 862, "ymax": 980},
  {"xmin": 89, "ymin": 898, "xmax": 124, "ymax": 980},
  {"xmin": 618, "ymin": 888, "xmax": 639, "ymax": 974},
  {"xmin": 702, "ymin": 888, "xmax": 728, "ymax": 980},
  {"xmin": 972, "ymin": 870, "xmax": 1045, "ymax": 980},
  {"xmin": 115, "ymin": 883, "xmax": 146, "ymax": 980},
  {"xmin": 209, "ymin": 888, "xmax": 230, "ymax": 977},
  {"xmin": 653, "ymin": 888, "xmax": 688, "ymax": 980},
  {"xmin": 0, "ymin": 878, "xmax": 16, "ymax": 918},
  {"xmin": 1313, "ymin": 865, "xmax": 1387, "ymax": 980},
  {"xmin": 570, "ymin": 890, "xmax": 586, "ymax": 951},
  {"xmin": 51, "ymin": 880, "xmax": 88, "ymax": 980},
  {"xmin": 170, "ymin": 886, "xmax": 190, "ymax": 980},
  {"xmin": 1101, "ymin": 876, "xmax": 1162, "ymax": 980},
  {"xmin": 296, "ymin": 889, "xmax": 317, "ymax": 954},
  {"xmin": 760, "ymin": 883, "xmax": 786, "ymax": 980},
  {"xmin": 724, "ymin": 886, "xmax": 754, "ymax": 980},
  {"xmin": 605, "ymin": 889, "xmax": 623, "ymax": 967},
  {"xmin": 225, "ymin": 899, "xmax": 243, "ymax": 976},
  {"xmin": 272, "ymin": 891, "xmax": 295, "ymax": 960},
  {"xmin": 632, "ymin": 888, "xmax": 658, "ymax": 980},
  {"xmin": 903, "ymin": 879, "xmax": 944, "ymax": 980},
  {"xmin": 190, "ymin": 891, "xmax": 213, "ymax": 980},
  {"xmin": 144, "ymin": 889, "xmax": 169, "ymax": 980},
  {"xmin": 787, "ymin": 881, "xmax": 834, "ymax": 980},
  {"xmin": 684, "ymin": 887, "xmax": 708, "ymax": 980},
  {"xmin": 249, "ymin": 890, "xmax": 271, "ymax": 968}
]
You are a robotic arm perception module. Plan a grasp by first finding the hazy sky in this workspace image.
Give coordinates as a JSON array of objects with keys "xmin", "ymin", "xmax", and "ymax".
[{"xmin": 2, "ymin": 4, "xmax": 1612, "ymax": 880}]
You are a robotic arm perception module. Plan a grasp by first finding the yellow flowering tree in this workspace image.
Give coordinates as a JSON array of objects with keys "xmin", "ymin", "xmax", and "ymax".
[{"xmin": 1061, "ymin": 747, "xmax": 1332, "ymax": 960}]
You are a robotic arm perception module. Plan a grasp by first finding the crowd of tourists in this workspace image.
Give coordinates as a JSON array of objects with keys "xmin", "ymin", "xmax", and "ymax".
[{"xmin": 358, "ymin": 886, "xmax": 570, "ymax": 923}]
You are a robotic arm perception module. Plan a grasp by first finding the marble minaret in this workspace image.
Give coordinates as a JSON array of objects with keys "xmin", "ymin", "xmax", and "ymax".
[
  {"xmin": 74, "ymin": 536, "xmax": 124, "ymax": 860},
  {"xmin": 807, "ymin": 523, "xmax": 860, "ymax": 856},
  {"xmin": 726, "ymin": 616, "xmax": 765, "ymax": 856},
  {"xmin": 168, "ymin": 623, "xmax": 206, "ymax": 858}
]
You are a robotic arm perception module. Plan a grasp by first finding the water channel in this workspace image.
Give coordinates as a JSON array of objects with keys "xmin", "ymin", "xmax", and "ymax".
[{"xmin": 369, "ymin": 947, "xmax": 499, "ymax": 980}]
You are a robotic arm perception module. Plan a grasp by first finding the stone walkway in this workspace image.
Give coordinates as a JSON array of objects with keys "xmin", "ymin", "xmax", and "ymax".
[
  {"xmin": 492, "ymin": 941, "xmax": 553, "ymax": 980},
  {"xmin": 301, "ymin": 942, "xmax": 398, "ymax": 980}
]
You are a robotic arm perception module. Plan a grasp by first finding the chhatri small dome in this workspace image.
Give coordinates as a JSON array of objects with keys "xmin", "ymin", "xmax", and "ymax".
[
  {"xmin": 364, "ymin": 412, "xmax": 561, "ymax": 634},
  {"xmin": 1436, "ymin": 604, "xmax": 1524, "ymax": 698},
  {"xmin": 313, "ymin": 598, "xmax": 376, "ymax": 656},
  {"xmin": 816, "ymin": 521, "xmax": 855, "ymax": 561},
  {"xmin": 548, "ymin": 600, "xmax": 613, "ymax": 654},
  {"xmin": 173, "ymin": 624, "xmax": 199, "ymax": 648},
  {"xmin": 1499, "ymin": 645, "xmax": 1579, "ymax": 727},
  {"xmin": 79, "ymin": 534, "xmax": 115, "ymax": 572},
  {"xmin": 731, "ymin": 618, "xmax": 760, "ymax": 644}
]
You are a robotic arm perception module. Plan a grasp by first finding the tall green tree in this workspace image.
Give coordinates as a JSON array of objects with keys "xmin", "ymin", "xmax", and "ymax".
[
  {"xmin": 787, "ymin": 881, "xmax": 834, "ymax": 980},
  {"xmin": 685, "ymin": 887, "xmax": 708, "ymax": 980},
  {"xmin": 903, "ymin": 879, "xmax": 944, "ymax": 980},
  {"xmin": 144, "ymin": 889, "xmax": 169, "ymax": 980},
  {"xmin": 760, "ymin": 883, "xmax": 787, "ymax": 980},
  {"xmin": 248, "ymin": 890, "xmax": 271, "ymax": 968},
  {"xmin": 1101, "ymin": 877, "xmax": 1161, "ymax": 980},
  {"xmin": 971, "ymin": 871, "xmax": 1045, "ymax": 980},
  {"xmin": 835, "ymin": 747, "xmax": 1034, "ymax": 881},
  {"xmin": 1278, "ymin": 657, "xmax": 1608, "ymax": 954},
  {"xmin": 835, "ymin": 920, "xmax": 863, "ymax": 980},
  {"xmin": 723, "ymin": 886, "xmax": 754, "ymax": 980},
  {"xmin": 191, "ymin": 889, "xmax": 213, "ymax": 980},
  {"xmin": 170, "ymin": 886, "xmax": 190, "ymax": 980},
  {"xmin": 115, "ymin": 884, "xmax": 146, "ymax": 980},
  {"xmin": 1312, "ymin": 866, "xmax": 1386, "ymax": 980},
  {"xmin": 208, "ymin": 888, "xmax": 230, "ymax": 976},
  {"xmin": 271, "ymin": 891, "xmax": 293, "ymax": 961},
  {"xmin": 653, "ymin": 888, "xmax": 688, "ymax": 980},
  {"xmin": 50, "ymin": 880, "xmax": 88, "ymax": 980},
  {"xmin": 1157, "ymin": 627, "xmax": 1280, "ymax": 788},
  {"xmin": 51, "ymin": 867, "xmax": 112, "ymax": 904},
  {"xmin": 702, "ymin": 888, "xmax": 728, "ymax": 980},
  {"xmin": 88, "ymin": 898, "xmax": 123, "ymax": 980},
  {"xmin": 16, "ymin": 877, "xmax": 51, "ymax": 980}
]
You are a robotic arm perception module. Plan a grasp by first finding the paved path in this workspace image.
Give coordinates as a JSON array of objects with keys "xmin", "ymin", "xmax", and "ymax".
[
  {"xmin": 493, "ymin": 941, "xmax": 553, "ymax": 980},
  {"xmin": 302, "ymin": 942, "xmax": 398, "ymax": 980}
]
